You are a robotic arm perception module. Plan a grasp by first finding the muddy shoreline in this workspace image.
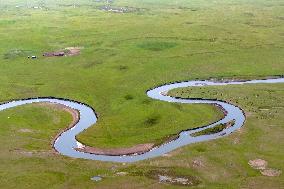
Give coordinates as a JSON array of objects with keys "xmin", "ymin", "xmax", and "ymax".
[
  {"xmin": 42, "ymin": 102, "xmax": 156, "ymax": 156},
  {"xmin": 50, "ymin": 102, "xmax": 226, "ymax": 156},
  {"xmin": 42, "ymin": 103, "xmax": 80, "ymax": 155},
  {"xmin": 75, "ymin": 143, "xmax": 155, "ymax": 156}
]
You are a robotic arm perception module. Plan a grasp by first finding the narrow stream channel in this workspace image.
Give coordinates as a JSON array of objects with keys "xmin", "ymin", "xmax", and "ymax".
[{"xmin": 1, "ymin": 78, "xmax": 283, "ymax": 162}]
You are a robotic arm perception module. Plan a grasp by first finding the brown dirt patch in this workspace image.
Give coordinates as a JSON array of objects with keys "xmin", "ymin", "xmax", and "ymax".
[
  {"xmin": 192, "ymin": 158, "xmax": 204, "ymax": 168},
  {"xmin": 158, "ymin": 175, "xmax": 190, "ymax": 185},
  {"xmin": 116, "ymin": 172, "xmax": 128, "ymax": 176},
  {"xmin": 248, "ymin": 159, "xmax": 282, "ymax": 177},
  {"xmin": 233, "ymin": 137, "xmax": 240, "ymax": 144},
  {"xmin": 260, "ymin": 169, "xmax": 282, "ymax": 177},
  {"xmin": 43, "ymin": 47, "xmax": 81, "ymax": 57},
  {"xmin": 248, "ymin": 159, "xmax": 268, "ymax": 170},
  {"xmin": 76, "ymin": 143, "xmax": 155, "ymax": 156},
  {"xmin": 65, "ymin": 47, "xmax": 81, "ymax": 56},
  {"xmin": 147, "ymin": 169, "xmax": 201, "ymax": 186}
]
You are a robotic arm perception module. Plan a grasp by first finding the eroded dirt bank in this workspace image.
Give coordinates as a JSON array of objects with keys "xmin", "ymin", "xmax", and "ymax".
[{"xmin": 40, "ymin": 102, "xmax": 155, "ymax": 156}]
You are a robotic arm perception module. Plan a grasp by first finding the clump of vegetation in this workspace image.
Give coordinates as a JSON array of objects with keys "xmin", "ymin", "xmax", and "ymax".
[
  {"xmin": 118, "ymin": 65, "xmax": 128, "ymax": 71},
  {"xmin": 142, "ymin": 99, "xmax": 151, "ymax": 104},
  {"xmin": 144, "ymin": 115, "xmax": 160, "ymax": 126},
  {"xmin": 191, "ymin": 120, "xmax": 235, "ymax": 137},
  {"xmin": 137, "ymin": 41, "xmax": 177, "ymax": 51},
  {"xmin": 195, "ymin": 146, "xmax": 206, "ymax": 152},
  {"xmin": 124, "ymin": 94, "xmax": 133, "ymax": 100}
]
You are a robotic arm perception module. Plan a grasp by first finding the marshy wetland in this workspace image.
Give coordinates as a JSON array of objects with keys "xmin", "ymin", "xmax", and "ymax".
[{"xmin": 0, "ymin": 0, "xmax": 283, "ymax": 188}]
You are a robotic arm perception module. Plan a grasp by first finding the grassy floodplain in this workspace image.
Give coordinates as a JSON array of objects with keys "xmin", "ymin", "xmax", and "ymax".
[{"xmin": 0, "ymin": 0, "xmax": 283, "ymax": 188}]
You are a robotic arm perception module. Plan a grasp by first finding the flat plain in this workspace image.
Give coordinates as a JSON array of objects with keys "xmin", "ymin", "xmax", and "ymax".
[{"xmin": 0, "ymin": 0, "xmax": 283, "ymax": 188}]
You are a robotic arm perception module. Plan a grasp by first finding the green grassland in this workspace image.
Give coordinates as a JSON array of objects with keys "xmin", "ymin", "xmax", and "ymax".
[
  {"xmin": 167, "ymin": 83, "xmax": 284, "ymax": 188},
  {"xmin": 0, "ymin": 0, "xmax": 283, "ymax": 188}
]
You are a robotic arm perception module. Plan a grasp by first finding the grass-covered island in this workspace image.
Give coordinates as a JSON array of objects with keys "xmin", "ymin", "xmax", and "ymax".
[{"xmin": 190, "ymin": 120, "xmax": 235, "ymax": 137}]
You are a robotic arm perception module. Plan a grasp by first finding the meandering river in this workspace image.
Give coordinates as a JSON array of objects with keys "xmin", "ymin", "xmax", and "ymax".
[{"xmin": 1, "ymin": 78, "xmax": 283, "ymax": 162}]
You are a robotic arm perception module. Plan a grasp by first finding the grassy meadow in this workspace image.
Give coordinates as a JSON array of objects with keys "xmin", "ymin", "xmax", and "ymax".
[{"xmin": 0, "ymin": 0, "xmax": 283, "ymax": 188}]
